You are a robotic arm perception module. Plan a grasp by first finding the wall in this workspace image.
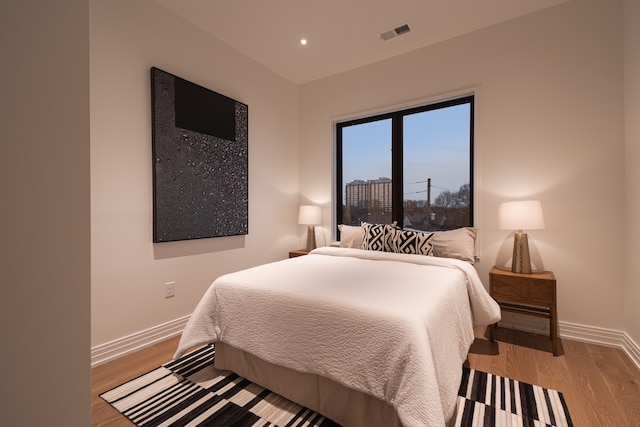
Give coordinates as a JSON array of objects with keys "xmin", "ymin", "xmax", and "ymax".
[
  {"xmin": 624, "ymin": 0, "xmax": 640, "ymax": 347},
  {"xmin": 90, "ymin": 0, "xmax": 300, "ymax": 349},
  {"xmin": 300, "ymin": 0, "xmax": 627, "ymax": 333},
  {"xmin": 1, "ymin": 1, "xmax": 91, "ymax": 425}
]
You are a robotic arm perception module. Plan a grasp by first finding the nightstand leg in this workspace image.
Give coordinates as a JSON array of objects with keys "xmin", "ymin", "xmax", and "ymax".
[{"xmin": 551, "ymin": 306, "xmax": 559, "ymax": 356}]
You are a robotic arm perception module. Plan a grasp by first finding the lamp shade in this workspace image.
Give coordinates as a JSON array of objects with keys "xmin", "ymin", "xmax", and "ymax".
[
  {"xmin": 298, "ymin": 205, "xmax": 323, "ymax": 225},
  {"xmin": 498, "ymin": 200, "xmax": 545, "ymax": 231}
]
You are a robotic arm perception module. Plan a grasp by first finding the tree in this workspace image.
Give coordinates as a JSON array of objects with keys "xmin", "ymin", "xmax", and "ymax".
[{"xmin": 434, "ymin": 183, "xmax": 470, "ymax": 208}]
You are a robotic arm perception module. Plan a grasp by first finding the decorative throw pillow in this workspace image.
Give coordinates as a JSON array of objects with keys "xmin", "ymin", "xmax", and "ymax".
[
  {"xmin": 383, "ymin": 224, "xmax": 398, "ymax": 252},
  {"xmin": 394, "ymin": 229, "xmax": 434, "ymax": 256},
  {"xmin": 361, "ymin": 222, "xmax": 398, "ymax": 252},
  {"xmin": 415, "ymin": 231, "xmax": 435, "ymax": 256},
  {"xmin": 361, "ymin": 223, "xmax": 386, "ymax": 251},
  {"xmin": 338, "ymin": 224, "xmax": 364, "ymax": 248}
]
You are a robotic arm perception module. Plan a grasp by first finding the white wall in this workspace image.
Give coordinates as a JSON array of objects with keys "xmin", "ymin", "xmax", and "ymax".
[
  {"xmin": 624, "ymin": 0, "xmax": 640, "ymax": 347},
  {"xmin": 1, "ymin": 1, "xmax": 91, "ymax": 425},
  {"xmin": 90, "ymin": 0, "xmax": 300, "ymax": 347},
  {"xmin": 300, "ymin": 0, "xmax": 627, "ymax": 332},
  {"xmin": 89, "ymin": 0, "xmax": 639, "ymax": 362}
]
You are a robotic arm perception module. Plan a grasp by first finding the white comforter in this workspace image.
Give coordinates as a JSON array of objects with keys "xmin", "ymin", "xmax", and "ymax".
[{"xmin": 175, "ymin": 247, "xmax": 500, "ymax": 427}]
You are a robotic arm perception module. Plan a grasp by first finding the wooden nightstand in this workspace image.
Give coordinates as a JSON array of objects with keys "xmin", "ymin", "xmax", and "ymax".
[
  {"xmin": 288, "ymin": 249, "xmax": 309, "ymax": 258},
  {"xmin": 489, "ymin": 266, "xmax": 559, "ymax": 356}
]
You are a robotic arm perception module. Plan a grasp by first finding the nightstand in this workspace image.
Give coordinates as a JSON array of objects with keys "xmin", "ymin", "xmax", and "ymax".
[
  {"xmin": 489, "ymin": 266, "xmax": 559, "ymax": 356},
  {"xmin": 288, "ymin": 249, "xmax": 309, "ymax": 258}
]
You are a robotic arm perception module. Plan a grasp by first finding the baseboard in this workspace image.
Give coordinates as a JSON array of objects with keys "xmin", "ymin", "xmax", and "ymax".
[
  {"xmin": 558, "ymin": 321, "xmax": 624, "ymax": 347},
  {"xmin": 561, "ymin": 321, "xmax": 640, "ymax": 370},
  {"xmin": 498, "ymin": 313, "xmax": 640, "ymax": 371},
  {"xmin": 622, "ymin": 332, "xmax": 640, "ymax": 371},
  {"xmin": 91, "ymin": 315, "xmax": 190, "ymax": 367}
]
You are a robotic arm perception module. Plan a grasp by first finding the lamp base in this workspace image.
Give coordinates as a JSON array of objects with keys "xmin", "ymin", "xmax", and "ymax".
[
  {"xmin": 511, "ymin": 231, "xmax": 532, "ymax": 274},
  {"xmin": 305, "ymin": 225, "xmax": 317, "ymax": 252}
]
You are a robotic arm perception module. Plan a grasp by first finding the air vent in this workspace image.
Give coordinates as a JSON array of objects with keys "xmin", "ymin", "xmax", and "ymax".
[
  {"xmin": 394, "ymin": 24, "xmax": 411, "ymax": 36},
  {"xmin": 379, "ymin": 23, "xmax": 412, "ymax": 41}
]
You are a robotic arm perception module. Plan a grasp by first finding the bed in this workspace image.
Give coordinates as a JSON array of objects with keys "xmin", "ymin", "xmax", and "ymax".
[{"xmin": 175, "ymin": 244, "xmax": 500, "ymax": 427}]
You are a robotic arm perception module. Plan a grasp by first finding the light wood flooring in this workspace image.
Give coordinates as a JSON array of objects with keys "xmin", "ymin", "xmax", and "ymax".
[{"xmin": 92, "ymin": 328, "xmax": 640, "ymax": 426}]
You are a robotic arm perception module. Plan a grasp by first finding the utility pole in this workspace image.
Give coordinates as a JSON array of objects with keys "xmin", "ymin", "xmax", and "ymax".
[{"xmin": 426, "ymin": 178, "xmax": 431, "ymax": 226}]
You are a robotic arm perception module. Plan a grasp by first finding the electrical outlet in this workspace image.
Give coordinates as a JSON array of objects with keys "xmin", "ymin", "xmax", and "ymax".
[{"xmin": 165, "ymin": 281, "xmax": 175, "ymax": 299}]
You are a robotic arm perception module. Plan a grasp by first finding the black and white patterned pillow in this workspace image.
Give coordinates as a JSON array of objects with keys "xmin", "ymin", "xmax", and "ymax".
[
  {"xmin": 394, "ymin": 229, "xmax": 435, "ymax": 256},
  {"xmin": 361, "ymin": 223, "xmax": 386, "ymax": 251},
  {"xmin": 361, "ymin": 222, "xmax": 398, "ymax": 252},
  {"xmin": 415, "ymin": 231, "xmax": 435, "ymax": 256},
  {"xmin": 384, "ymin": 226, "xmax": 397, "ymax": 252}
]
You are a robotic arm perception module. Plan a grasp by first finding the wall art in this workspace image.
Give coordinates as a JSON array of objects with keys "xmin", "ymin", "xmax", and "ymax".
[{"xmin": 151, "ymin": 67, "xmax": 248, "ymax": 242}]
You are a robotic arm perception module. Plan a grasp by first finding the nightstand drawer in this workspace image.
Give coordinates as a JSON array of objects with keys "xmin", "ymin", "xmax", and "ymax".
[{"xmin": 490, "ymin": 273, "xmax": 555, "ymax": 305}]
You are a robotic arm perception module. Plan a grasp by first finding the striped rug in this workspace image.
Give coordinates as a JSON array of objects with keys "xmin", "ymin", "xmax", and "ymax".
[{"xmin": 101, "ymin": 344, "xmax": 573, "ymax": 427}]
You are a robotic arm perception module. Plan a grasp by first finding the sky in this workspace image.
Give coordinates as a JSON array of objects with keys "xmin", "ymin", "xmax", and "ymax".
[{"xmin": 341, "ymin": 103, "xmax": 471, "ymax": 202}]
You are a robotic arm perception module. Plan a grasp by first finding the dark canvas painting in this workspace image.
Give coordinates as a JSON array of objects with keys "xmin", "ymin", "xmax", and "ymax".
[{"xmin": 151, "ymin": 67, "xmax": 248, "ymax": 243}]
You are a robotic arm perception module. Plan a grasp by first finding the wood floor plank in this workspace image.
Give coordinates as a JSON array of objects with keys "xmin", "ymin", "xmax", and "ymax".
[
  {"xmin": 534, "ymin": 338, "xmax": 572, "ymax": 386},
  {"xmin": 496, "ymin": 328, "xmax": 542, "ymax": 386},
  {"xmin": 559, "ymin": 339, "xmax": 629, "ymax": 427},
  {"xmin": 594, "ymin": 345, "xmax": 640, "ymax": 425},
  {"xmin": 465, "ymin": 326, "xmax": 505, "ymax": 374}
]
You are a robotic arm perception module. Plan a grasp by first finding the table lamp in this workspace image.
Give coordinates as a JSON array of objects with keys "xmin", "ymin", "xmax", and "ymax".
[
  {"xmin": 498, "ymin": 200, "xmax": 545, "ymax": 274},
  {"xmin": 298, "ymin": 205, "xmax": 323, "ymax": 252}
]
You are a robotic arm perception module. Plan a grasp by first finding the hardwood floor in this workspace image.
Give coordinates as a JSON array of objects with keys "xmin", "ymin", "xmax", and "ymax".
[
  {"xmin": 467, "ymin": 327, "xmax": 640, "ymax": 426},
  {"xmin": 92, "ymin": 329, "xmax": 640, "ymax": 426}
]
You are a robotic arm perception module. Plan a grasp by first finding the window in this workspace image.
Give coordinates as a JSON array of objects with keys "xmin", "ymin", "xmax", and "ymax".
[{"xmin": 336, "ymin": 95, "xmax": 473, "ymax": 233}]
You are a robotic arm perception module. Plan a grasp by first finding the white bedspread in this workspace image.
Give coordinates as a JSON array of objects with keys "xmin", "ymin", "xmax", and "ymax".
[{"xmin": 175, "ymin": 247, "xmax": 500, "ymax": 427}]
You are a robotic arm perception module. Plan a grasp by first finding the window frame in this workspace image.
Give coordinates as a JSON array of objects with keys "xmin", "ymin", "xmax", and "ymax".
[{"xmin": 335, "ymin": 95, "xmax": 474, "ymax": 235}]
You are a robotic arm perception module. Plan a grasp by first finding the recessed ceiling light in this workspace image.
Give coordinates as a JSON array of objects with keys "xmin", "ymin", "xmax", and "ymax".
[{"xmin": 300, "ymin": 38, "xmax": 308, "ymax": 46}]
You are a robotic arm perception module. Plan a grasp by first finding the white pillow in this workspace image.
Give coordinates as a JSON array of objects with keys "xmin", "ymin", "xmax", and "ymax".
[
  {"xmin": 338, "ymin": 224, "xmax": 363, "ymax": 249},
  {"xmin": 430, "ymin": 227, "xmax": 477, "ymax": 263}
]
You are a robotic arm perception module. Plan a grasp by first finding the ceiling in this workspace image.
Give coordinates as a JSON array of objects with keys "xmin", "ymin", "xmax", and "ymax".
[{"xmin": 154, "ymin": 0, "xmax": 571, "ymax": 85}]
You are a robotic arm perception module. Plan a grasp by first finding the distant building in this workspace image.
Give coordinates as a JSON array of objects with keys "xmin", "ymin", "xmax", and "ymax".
[
  {"xmin": 345, "ymin": 178, "xmax": 392, "ymax": 223},
  {"xmin": 345, "ymin": 179, "xmax": 368, "ymax": 209},
  {"xmin": 367, "ymin": 177, "xmax": 392, "ymax": 213}
]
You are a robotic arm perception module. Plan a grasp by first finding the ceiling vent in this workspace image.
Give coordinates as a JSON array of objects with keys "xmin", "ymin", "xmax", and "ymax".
[{"xmin": 379, "ymin": 23, "xmax": 411, "ymax": 41}]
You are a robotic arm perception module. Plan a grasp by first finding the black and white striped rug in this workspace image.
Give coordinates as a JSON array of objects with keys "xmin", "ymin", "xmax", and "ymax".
[{"xmin": 101, "ymin": 344, "xmax": 573, "ymax": 427}]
